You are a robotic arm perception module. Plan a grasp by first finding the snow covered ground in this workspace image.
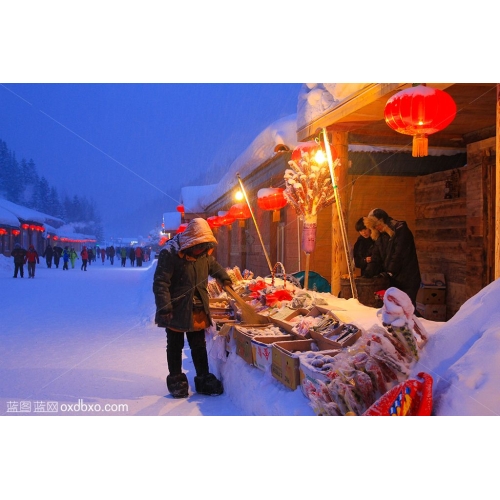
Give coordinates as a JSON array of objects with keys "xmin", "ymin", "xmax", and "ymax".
[{"xmin": 2, "ymin": 251, "xmax": 498, "ymax": 497}]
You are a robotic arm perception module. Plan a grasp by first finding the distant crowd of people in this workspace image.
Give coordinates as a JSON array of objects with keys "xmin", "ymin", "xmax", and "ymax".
[{"xmin": 11, "ymin": 243, "xmax": 152, "ymax": 278}]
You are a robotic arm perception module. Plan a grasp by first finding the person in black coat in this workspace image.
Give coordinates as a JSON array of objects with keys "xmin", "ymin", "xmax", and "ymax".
[
  {"xmin": 363, "ymin": 208, "xmax": 421, "ymax": 307},
  {"xmin": 353, "ymin": 217, "xmax": 375, "ymax": 277},
  {"xmin": 153, "ymin": 218, "xmax": 233, "ymax": 399},
  {"xmin": 53, "ymin": 245, "xmax": 63, "ymax": 269},
  {"xmin": 11, "ymin": 243, "xmax": 27, "ymax": 278},
  {"xmin": 43, "ymin": 244, "xmax": 54, "ymax": 268}
]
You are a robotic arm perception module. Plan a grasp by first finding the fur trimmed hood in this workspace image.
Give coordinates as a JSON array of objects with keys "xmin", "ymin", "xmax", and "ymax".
[
  {"xmin": 363, "ymin": 214, "xmax": 395, "ymax": 240},
  {"xmin": 179, "ymin": 218, "xmax": 217, "ymax": 251}
]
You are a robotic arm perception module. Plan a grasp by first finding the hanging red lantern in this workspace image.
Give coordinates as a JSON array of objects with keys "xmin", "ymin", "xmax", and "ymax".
[
  {"xmin": 21, "ymin": 223, "xmax": 29, "ymax": 230},
  {"xmin": 176, "ymin": 204, "xmax": 185, "ymax": 215},
  {"xmin": 257, "ymin": 188, "xmax": 287, "ymax": 222},
  {"xmin": 176, "ymin": 223, "xmax": 188, "ymax": 234},
  {"xmin": 384, "ymin": 84, "xmax": 457, "ymax": 157},
  {"xmin": 206, "ymin": 216, "xmax": 222, "ymax": 229},
  {"xmin": 218, "ymin": 211, "xmax": 236, "ymax": 227},
  {"xmin": 229, "ymin": 202, "xmax": 251, "ymax": 227},
  {"xmin": 12, "ymin": 229, "xmax": 20, "ymax": 236},
  {"xmin": 291, "ymin": 140, "xmax": 337, "ymax": 166},
  {"xmin": 0, "ymin": 228, "xmax": 7, "ymax": 236}
]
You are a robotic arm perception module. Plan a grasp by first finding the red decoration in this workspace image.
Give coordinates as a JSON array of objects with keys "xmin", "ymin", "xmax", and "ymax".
[
  {"xmin": 384, "ymin": 84, "xmax": 457, "ymax": 157},
  {"xmin": 21, "ymin": 223, "xmax": 29, "ymax": 230},
  {"xmin": 291, "ymin": 140, "xmax": 337, "ymax": 165},
  {"xmin": 229, "ymin": 203, "xmax": 251, "ymax": 227},
  {"xmin": 257, "ymin": 188, "xmax": 287, "ymax": 222},
  {"xmin": 176, "ymin": 223, "xmax": 188, "ymax": 234},
  {"xmin": 218, "ymin": 211, "xmax": 235, "ymax": 226},
  {"xmin": 206, "ymin": 216, "xmax": 222, "ymax": 228},
  {"xmin": 176, "ymin": 204, "xmax": 185, "ymax": 214},
  {"xmin": 12, "ymin": 229, "xmax": 20, "ymax": 236},
  {"xmin": 0, "ymin": 228, "xmax": 7, "ymax": 235}
]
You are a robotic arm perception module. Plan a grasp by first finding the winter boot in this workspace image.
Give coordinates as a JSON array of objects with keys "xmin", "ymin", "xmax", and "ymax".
[
  {"xmin": 194, "ymin": 373, "xmax": 223, "ymax": 396},
  {"xmin": 166, "ymin": 373, "xmax": 189, "ymax": 398}
]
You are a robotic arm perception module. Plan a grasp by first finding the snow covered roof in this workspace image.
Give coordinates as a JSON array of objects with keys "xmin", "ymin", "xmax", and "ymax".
[
  {"xmin": 0, "ymin": 197, "xmax": 65, "ymax": 226},
  {"xmin": 44, "ymin": 222, "xmax": 96, "ymax": 242},
  {"xmin": 0, "ymin": 205, "xmax": 20, "ymax": 228},
  {"xmin": 297, "ymin": 83, "xmax": 369, "ymax": 130},
  {"xmin": 199, "ymin": 114, "xmax": 299, "ymax": 209}
]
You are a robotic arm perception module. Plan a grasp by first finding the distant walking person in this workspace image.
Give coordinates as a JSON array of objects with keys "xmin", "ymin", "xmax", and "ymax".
[
  {"xmin": 11, "ymin": 243, "xmax": 27, "ymax": 278},
  {"xmin": 69, "ymin": 248, "xmax": 78, "ymax": 268},
  {"xmin": 108, "ymin": 245, "xmax": 116, "ymax": 265},
  {"xmin": 43, "ymin": 244, "xmax": 54, "ymax": 268},
  {"xmin": 129, "ymin": 247, "xmax": 136, "ymax": 267},
  {"xmin": 120, "ymin": 247, "xmax": 127, "ymax": 267},
  {"xmin": 25, "ymin": 244, "xmax": 40, "ymax": 278},
  {"xmin": 62, "ymin": 246, "xmax": 70, "ymax": 271},
  {"xmin": 53, "ymin": 245, "xmax": 63, "ymax": 269},
  {"xmin": 87, "ymin": 247, "xmax": 94, "ymax": 266},
  {"xmin": 135, "ymin": 246, "xmax": 143, "ymax": 267},
  {"xmin": 81, "ymin": 246, "xmax": 89, "ymax": 271},
  {"xmin": 100, "ymin": 247, "xmax": 106, "ymax": 264}
]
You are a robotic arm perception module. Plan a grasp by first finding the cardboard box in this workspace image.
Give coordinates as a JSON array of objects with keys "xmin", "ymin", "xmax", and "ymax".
[
  {"xmin": 416, "ymin": 287, "xmax": 446, "ymax": 305},
  {"xmin": 233, "ymin": 325, "xmax": 285, "ymax": 365},
  {"xmin": 309, "ymin": 324, "xmax": 362, "ymax": 350},
  {"xmin": 271, "ymin": 339, "xmax": 319, "ymax": 390},
  {"xmin": 269, "ymin": 307, "xmax": 310, "ymax": 335},
  {"xmin": 232, "ymin": 325, "xmax": 257, "ymax": 365},
  {"xmin": 251, "ymin": 333, "xmax": 291, "ymax": 371},
  {"xmin": 420, "ymin": 273, "xmax": 446, "ymax": 288},
  {"xmin": 416, "ymin": 303, "xmax": 447, "ymax": 321},
  {"xmin": 299, "ymin": 350, "xmax": 341, "ymax": 396}
]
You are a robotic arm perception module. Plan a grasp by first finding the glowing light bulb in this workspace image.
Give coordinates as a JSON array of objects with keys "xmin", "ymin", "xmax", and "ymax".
[{"xmin": 314, "ymin": 149, "xmax": 326, "ymax": 164}]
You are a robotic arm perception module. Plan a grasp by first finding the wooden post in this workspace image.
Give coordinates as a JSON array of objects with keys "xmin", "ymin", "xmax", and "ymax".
[
  {"xmin": 496, "ymin": 84, "xmax": 500, "ymax": 279},
  {"xmin": 329, "ymin": 130, "xmax": 352, "ymax": 297}
]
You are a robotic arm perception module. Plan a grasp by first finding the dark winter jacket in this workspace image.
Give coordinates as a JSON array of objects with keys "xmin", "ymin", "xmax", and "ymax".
[
  {"xmin": 11, "ymin": 246, "xmax": 27, "ymax": 264},
  {"xmin": 53, "ymin": 246, "xmax": 63, "ymax": 261},
  {"xmin": 129, "ymin": 248, "xmax": 136, "ymax": 260},
  {"xmin": 364, "ymin": 218, "xmax": 421, "ymax": 304},
  {"xmin": 353, "ymin": 235, "xmax": 375, "ymax": 276},
  {"xmin": 43, "ymin": 246, "xmax": 54, "ymax": 259},
  {"xmin": 153, "ymin": 218, "xmax": 232, "ymax": 332}
]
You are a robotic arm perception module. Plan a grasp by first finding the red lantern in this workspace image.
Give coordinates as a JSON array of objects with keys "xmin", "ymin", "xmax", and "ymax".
[
  {"xmin": 257, "ymin": 188, "xmax": 287, "ymax": 222},
  {"xmin": 384, "ymin": 84, "xmax": 457, "ymax": 157},
  {"xmin": 206, "ymin": 216, "xmax": 222, "ymax": 229},
  {"xmin": 218, "ymin": 211, "xmax": 236, "ymax": 227},
  {"xmin": 21, "ymin": 223, "xmax": 29, "ymax": 230},
  {"xmin": 0, "ymin": 228, "xmax": 7, "ymax": 236},
  {"xmin": 291, "ymin": 140, "xmax": 337, "ymax": 165},
  {"xmin": 12, "ymin": 229, "xmax": 20, "ymax": 236},
  {"xmin": 176, "ymin": 223, "xmax": 188, "ymax": 234},
  {"xmin": 229, "ymin": 203, "xmax": 251, "ymax": 227},
  {"xmin": 176, "ymin": 204, "xmax": 185, "ymax": 215}
]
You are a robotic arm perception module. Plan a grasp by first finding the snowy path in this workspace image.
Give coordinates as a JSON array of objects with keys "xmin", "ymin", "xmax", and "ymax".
[{"xmin": 0, "ymin": 256, "xmax": 246, "ymax": 416}]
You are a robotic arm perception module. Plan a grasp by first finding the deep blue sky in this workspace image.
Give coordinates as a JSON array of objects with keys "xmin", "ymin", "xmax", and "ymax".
[{"xmin": 0, "ymin": 83, "xmax": 302, "ymax": 236}]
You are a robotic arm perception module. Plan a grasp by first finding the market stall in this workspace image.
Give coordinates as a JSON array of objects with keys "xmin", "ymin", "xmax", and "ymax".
[{"xmin": 205, "ymin": 265, "xmax": 433, "ymax": 416}]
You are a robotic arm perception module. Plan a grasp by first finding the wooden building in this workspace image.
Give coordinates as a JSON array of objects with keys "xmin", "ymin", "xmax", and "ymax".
[{"xmin": 176, "ymin": 83, "xmax": 497, "ymax": 321}]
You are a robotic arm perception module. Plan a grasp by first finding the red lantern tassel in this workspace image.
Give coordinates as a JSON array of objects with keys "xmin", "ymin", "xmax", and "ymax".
[
  {"xmin": 272, "ymin": 210, "xmax": 280, "ymax": 222},
  {"xmin": 412, "ymin": 134, "xmax": 428, "ymax": 157}
]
